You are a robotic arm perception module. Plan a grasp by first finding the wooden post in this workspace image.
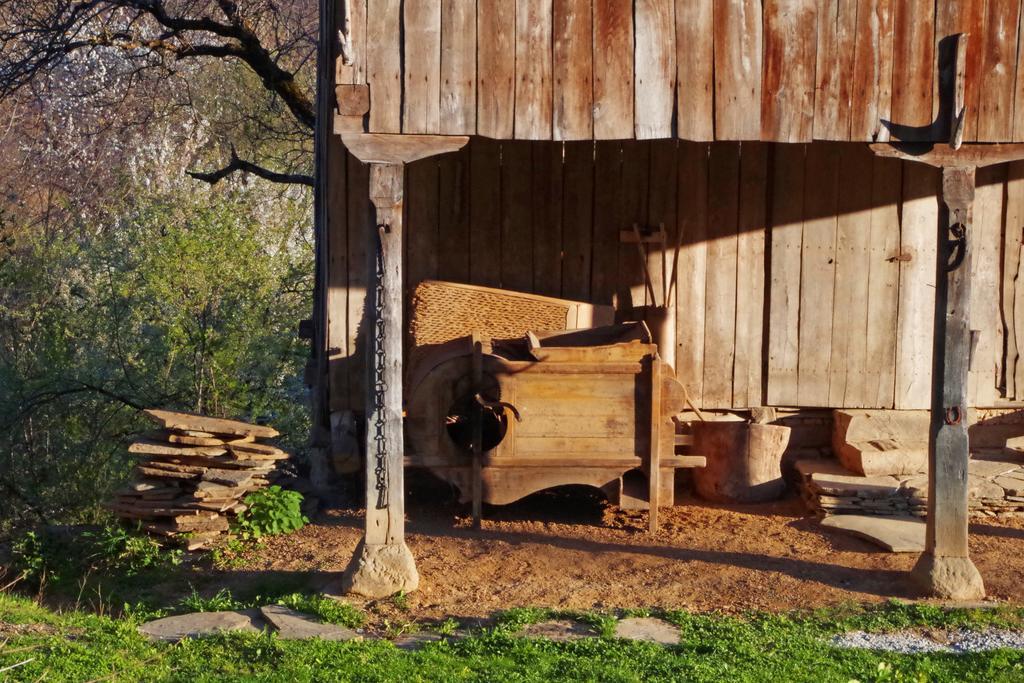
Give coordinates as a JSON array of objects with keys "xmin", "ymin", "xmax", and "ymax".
[
  {"xmin": 337, "ymin": 134, "xmax": 469, "ymax": 598},
  {"xmin": 910, "ymin": 165, "xmax": 985, "ymax": 600},
  {"xmin": 648, "ymin": 356, "xmax": 662, "ymax": 533},
  {"xmin": 342, "ymin": 162, "xmax": 420, "ymax": 598}
]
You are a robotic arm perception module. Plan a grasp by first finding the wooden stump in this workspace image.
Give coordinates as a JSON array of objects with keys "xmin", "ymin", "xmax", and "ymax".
[{"xmin": 692, "ymin": 422, "xmax": 790, "ymax": 503}]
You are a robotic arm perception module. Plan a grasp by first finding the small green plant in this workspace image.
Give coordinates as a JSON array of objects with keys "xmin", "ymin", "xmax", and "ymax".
[
  {"xmin": 392, "ymin": 590, "xmax": 410, "ymax": 611},
  {"xmin": 11, "ymin": 530, "xmax": 48, "ymax": 584},
  {"xmin": 11, "ymin": 524, "xmax": 182, "ymax": 589},
  {"xmin": 233, "ymin": 486, "xmax": 308, "ymax": 540},
  {"xmin": 81, "ymin": 525, "xmax": 183, "ymax": 576}
]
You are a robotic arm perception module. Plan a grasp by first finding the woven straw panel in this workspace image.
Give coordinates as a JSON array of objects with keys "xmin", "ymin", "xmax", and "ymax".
[{"xmin": 410, "ymin": 281, "xmax": 571, "ymax": 347}]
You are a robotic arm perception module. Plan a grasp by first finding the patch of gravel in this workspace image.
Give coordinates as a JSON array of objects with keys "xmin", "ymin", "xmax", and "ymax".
[{"xmin": 831, "ymin": 628, "xmax": 1024, "ymax": 654}]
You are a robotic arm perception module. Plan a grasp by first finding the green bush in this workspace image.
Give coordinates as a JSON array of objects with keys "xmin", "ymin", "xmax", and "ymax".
[
  {"xmin": 233, "ymin": 486, "xmax": 308, "ymax": 540},
  {"xmin": 10, "ymin": 524, "xmax": 182, "ymax": 588}
]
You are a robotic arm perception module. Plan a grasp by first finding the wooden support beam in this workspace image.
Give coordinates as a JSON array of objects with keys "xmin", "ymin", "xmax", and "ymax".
[
  {"xmin": 340, "ymin": 133, "xmax": 470, "ymax": 164},
  {"xmin": 870, "ymin": 142, "xmax": 1024, "ymax": 168},
  {"xmin": 342, "ymin": 161, "xmax": 420, "ymax": 598},
  {"xmin": 909, "ymin": 165, "xmax": 985, "ymax": 600}
]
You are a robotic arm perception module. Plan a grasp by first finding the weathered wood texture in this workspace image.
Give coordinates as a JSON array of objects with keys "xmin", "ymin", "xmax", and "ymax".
[
  {"xmin": 340, "ymin": 0, "xmax": 1023, "ymax": 142},
  {"xmin": 328, "ymin": 140, "xmax": 1017, "ymax": 412}
]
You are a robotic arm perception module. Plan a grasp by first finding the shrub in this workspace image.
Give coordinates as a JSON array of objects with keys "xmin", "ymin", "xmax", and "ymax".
[
  {"xmin": 10, "ymin": 524, "xmax": 182, "ymax": 588},
  {"xmin": 233, "ymin": 486, "xmax": 308, "ymax": 540}
]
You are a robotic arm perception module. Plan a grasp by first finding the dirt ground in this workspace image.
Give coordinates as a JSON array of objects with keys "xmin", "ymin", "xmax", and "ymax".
[{"xmin": 248, "ymin": 481, "xmax": 1024, "ymax": 621}]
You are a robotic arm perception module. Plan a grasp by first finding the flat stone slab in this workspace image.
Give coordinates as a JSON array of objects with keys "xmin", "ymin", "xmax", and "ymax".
[
  {"xmin": 820, "ymin": 514, "xmax": 925, "ymax": 552},
  {"xmin": 519, "ymin": 620, "xmax": 597, "ymax": 642},
  {"xmin": 614, "ymin": 617, "xmax": 680, "ymax": 645},
  {"xmin": 394, "ymin": 632, "xmax": 444, "ymax": 650},
  {"xmin": 809, "ymin": 470, "xmax": 901, "ymax": 499},
  {"xmin": 259, "ymin": 605, "xmax": 362, "ymax": 641},
  {"xmin": 139, "ymin": 610, "xmax": 265, "ymax": 642},
  {"xmin": 968, "ymin": 458, "xmax": 1021, "ymax": 478}
]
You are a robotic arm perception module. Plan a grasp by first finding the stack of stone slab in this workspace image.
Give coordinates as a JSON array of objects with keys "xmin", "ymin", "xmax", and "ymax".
[
  {"xmin": 108, "ymin": 409, "xmax": 289, "ymax": 550},
  {"xmin": 797, "ymin": 456, "xmax": 1024, "ymax": 519},
  {"xmin": 797, "ymin": 408, "xmax": 1024, "ymax": 519}
]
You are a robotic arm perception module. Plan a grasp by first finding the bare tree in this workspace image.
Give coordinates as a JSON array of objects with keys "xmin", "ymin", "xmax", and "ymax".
[{"xmin": 0, "ymin": 0, "xmax": 318, "ymax": 186}]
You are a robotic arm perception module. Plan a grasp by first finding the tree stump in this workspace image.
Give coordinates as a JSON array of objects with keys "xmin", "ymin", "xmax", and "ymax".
[{"xmin": 692, "ymin": 422, "xmax": 790, "ymax": 503}]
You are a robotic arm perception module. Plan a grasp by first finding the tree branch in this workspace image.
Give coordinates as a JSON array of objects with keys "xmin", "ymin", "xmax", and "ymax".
[{"xmin": 187, "ymin": 149, "xmax": 313, "ymax": 186}]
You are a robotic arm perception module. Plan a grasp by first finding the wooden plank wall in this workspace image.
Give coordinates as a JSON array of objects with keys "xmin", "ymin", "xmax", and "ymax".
[
  {"xmin": 341, "ymin": 0, "xmax": 1024, "ymax": 143},
  {"xmin": 327, "ymin": 140, "xmax": 1016, "ymax": 413}
]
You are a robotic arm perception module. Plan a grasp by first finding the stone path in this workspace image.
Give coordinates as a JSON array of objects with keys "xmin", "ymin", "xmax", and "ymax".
[
  {"xmin": 613, "ymin": 618, "xmax": 681, "ymax": 645},
  {"xmin": 140, "ymin": 610, "xmax": 682, "ymax": 647},
  {"xmin": 139, "ymin": 610, "xmax": 267, "ymax": 643},
  {"xmin": 796, "ymin": 457, "xmax": 1024, "ymax": 519},
  {"xmin": 518, "ymin": 620, "xmax": 597, "ymax": 641}
]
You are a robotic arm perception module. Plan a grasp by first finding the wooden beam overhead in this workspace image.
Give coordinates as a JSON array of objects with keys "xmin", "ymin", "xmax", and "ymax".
[
  {"xmin": 870, "ymin": 142, "xmax": 1024, "ymax": 168},
  {"xmin": 340, "ymin": 133, "xmax": 470, "ymax": 164}
]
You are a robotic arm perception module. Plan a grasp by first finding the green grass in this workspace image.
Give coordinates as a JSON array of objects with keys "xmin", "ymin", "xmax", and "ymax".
[{"xmin": 3, "ymin": 595, "xmax": 1024, "ymax": 681}]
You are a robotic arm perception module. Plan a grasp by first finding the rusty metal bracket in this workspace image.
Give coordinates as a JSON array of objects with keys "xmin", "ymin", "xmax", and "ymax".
[{"xmin": 944, "ymin": 406, "xmax": 963, "ymax": 426}]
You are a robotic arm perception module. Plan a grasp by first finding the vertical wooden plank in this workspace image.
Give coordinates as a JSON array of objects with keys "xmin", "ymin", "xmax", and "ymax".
[
  {"xmin": 865, "ymin": 154, "xmax": 902, "ymax": 408},
  {"xmin": 327, "ymin": 138, "xmax": 350, "ymax": 410},
  {"xmin": 977, "ymin": 0, "xmax": 1021, "ymax": 141},
  {"xmin": 767, "ymin": 144, "xmax": 806, "ymax": 406},
  {"xmin": 761, "ymin": 0, "xmax": 817, "ymax": 143},
  {"xmin": 675, "ymin": 0, "xmax": 715, "ymax": 141},
  {"xmin": 403, "ymin": 0, "xmax": 442, "ymax": 134},
  {"xmin": 851, "ymin": 0, "xmax": 896, "ymax": 141},
  {"xmin": 405, "ymin": 158, "xmax": 440, "ymax": 291},
  {"xmin": 591, "ymin": 142, "xmax": 623, "ymax": 303},
  {"xmin": 440, "ymin": 0, "xmax": 478, "ymax": 135},
  {"xmin": 713, "ymin": 0, "xmax": 763, "ymax": 140},
  {"xmin": 501, "ymin": 142, "xmax": 535, "ymax": 291},
  {"xmin": 619, "ymin": 141, "xmax": 651, "ymax": 314},
  {"xmin": 895, "ymin": 162, "xmax": 939, "ymax": 409},
  {"xmin": 703, "ymin": 143, "xmax": 741, "ymax": 407},
  {"xmin": 813, "ymin": 0, "xmax": 858, "ymax": 140},
  {"xmin": 676, "ymin": 142, "xmax": 709, "ymax": 403},
  {"xmin": 1014, "ymin": 4, "xmax": 1024, "ymax": 141},
  {"xmin": 796, "ymin": 143, "xmax": 839, "ymax": 406},
  {"xmin": 469, "ymin": 138, "xmax": 502, "ymax": 287},
  {"xmin": 648, "ymin": 140, "xmax": 679, "ymax": 311},
  {"xmin": 1004, "ymin": 162, "xmax": 1024, "ymax": 398},
  {"xmin": 515, "ymin": 0, "xmax": 555, "ymax": 140},
  {"xmin": 634, "ymin": 0, "xmax": 676, "ymax": 139},
  {"xmin": 477, "ymin": 0, "xmax": 516, "ymax": 138},
  {"xmin": 336, "ymin": 0, "xmax": 367, "ymax": 85},
  {"xmin": 346, "ymin": 155, "xmax": 370, "ymax": 410},
  {"xmin": 889, "ymin": 0, "xmax": 934, "ymax": 140},
  {"xmin": 438, "ymin": 146, "xmax": 471, "ymax": 282},
  {"xmin": 561, "ymin": 141, "xmax": 595, "ymax": 300},
  {"xmin": 969, "ymin": 164, "xmax": 1005, "ymax": 406},
  {"xmin": 533, "ymin": 142, "xmax": 564, "ymax": 297},
  {"xmin": 936, "ymin": 0, "xmax": 987, "ymax": 142},
  {"xmin": 553, "ymin": 0, "xmax": 594, "ymax": 140},
  {"xmin": 366, "ymin": 0, "xmax": 402, "ymax": 133},
  {"xmin": 733, "ymin": 142, "xmax": 768, "ymax": 408},
  {"xmin": 593, "ymin": 0, "xmax": 634, "ymax": 139},
  {"xmin": 828, "ymin": 144, "xmax": 874, "ymax": 407}
]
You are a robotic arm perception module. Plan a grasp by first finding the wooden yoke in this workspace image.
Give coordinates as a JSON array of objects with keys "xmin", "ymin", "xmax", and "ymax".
[{"xmin": 341, "ymin": 133, "xmax": 468, "ymax": 599}]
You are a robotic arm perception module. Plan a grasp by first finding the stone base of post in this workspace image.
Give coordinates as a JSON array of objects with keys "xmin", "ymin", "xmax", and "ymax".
[
  {"xmin": 910, "ymin": 553, "xmax": 985, "ymax": 601},
  {"xmin": 342, "ymin": 541, "xmax": 420, "ymax": 598}
]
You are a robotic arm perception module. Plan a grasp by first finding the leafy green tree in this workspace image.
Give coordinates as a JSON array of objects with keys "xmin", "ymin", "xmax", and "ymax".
[{"xmin": 0, "ymin": 181, "xmax": 312, "ymax": 532}]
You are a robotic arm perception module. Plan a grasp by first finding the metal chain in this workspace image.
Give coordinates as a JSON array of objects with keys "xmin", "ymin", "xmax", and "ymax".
[{"xmin": 372, "ymin": 229, "xmax": 389, "ymax": 509}]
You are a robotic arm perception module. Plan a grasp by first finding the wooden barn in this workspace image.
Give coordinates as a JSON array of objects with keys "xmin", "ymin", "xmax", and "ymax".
[{"xmin": 308, "ymin": 0, "xmax": 1024, "ymax": 600}]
